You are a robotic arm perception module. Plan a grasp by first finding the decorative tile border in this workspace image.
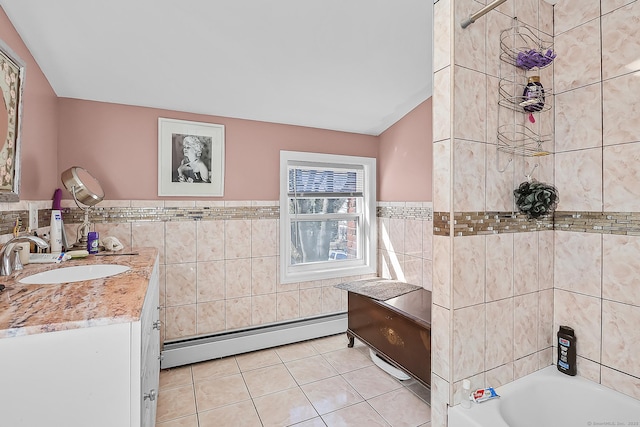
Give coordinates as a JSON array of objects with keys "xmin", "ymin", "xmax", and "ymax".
[
  {"xmin": 3, "ymin": 206, "xmax": 640, "ymax": 238},
  {"xmin": 377, "ymin": 205, "xmax": 434, "ymax": 221}
]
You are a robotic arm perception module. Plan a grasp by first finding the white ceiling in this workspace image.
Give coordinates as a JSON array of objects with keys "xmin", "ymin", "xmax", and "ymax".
[{"xmin": 1, "ymin": 1, "xmax": 432, "ymax": 136}]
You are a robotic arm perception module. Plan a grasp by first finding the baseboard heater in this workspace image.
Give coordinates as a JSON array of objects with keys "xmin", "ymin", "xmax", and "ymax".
[{"xmin": 161, "ymin": 312, "xmax": 347, "ymax": 369}]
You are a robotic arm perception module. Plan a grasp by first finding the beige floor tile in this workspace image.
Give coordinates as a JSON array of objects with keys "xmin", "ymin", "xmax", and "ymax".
[
  {"xmin": 341, "ymin": 365, "xmax": 403, "ymax": 399},
  {"xmin": 159, "ymin": 366, "xmax": 193, "ymax": 390},
  {"xmin": 301, "ymin": 375, "xmax": 363, "ymax": 415},
  {"xmin": 156, "ymin": 384, "xmax": 196, "ymax": 423},
  {"xmin": 285, "ymin": 354, "xmax": 339, "ymax": 385},
  {"xmin": 322, "ymin": 401, "xmax": 390, "ymax": 427},
  {"xmin": 155, "ymin": 413, "xmax": 198, "ymax": 427},
  {"xmin": 310, "ymin": 334, "xmax": 351, "ymax": 353},
  {"xmin": 368, "ymin": 388, "xmax": 431, "ymax": 427},
  {"xmin": 194, "ymin": 373, "xmax": 251, "ymax": 412},
  {"xmin": 235, "ymin": 348, "xmax": 282, "ymax": 371},
  {"xmin": 322, "ymin": 347, "xmax": 374, "ymax": 374},
  {"xmin": 275, "ymin": 340, "xmax": 319, "ymax": 362},
  {"xmin": 290, "ymin": 417, "xmax": 327, "ymax": 427},
  {"xmin": 243, "ymin": 363, "xmax": 298, "ymax": 398},
  {"xmin": 253, "ymin": 387, "xmax": 319, "ymax": 427},
  {"xmin": 198, "ymin": 400, "xmax": 262, "ymax": 427},
  {"xmin": 192, "ymin": 356, "xmax": 239, "ymax": 382}
]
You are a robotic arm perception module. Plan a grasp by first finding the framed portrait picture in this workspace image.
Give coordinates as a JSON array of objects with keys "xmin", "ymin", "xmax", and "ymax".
[
  {"xmin": 0, "ymin": 38, "xmax": 26, "ymax": 202},
  {"xmin": 158, "ymin": 118, "xmax": 225, "ymax": 197}
]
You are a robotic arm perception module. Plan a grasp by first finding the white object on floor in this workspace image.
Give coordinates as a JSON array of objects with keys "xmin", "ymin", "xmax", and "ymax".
[{"xmin": 369, "ymin": 348, "xmax": 411, "ymax": 380}]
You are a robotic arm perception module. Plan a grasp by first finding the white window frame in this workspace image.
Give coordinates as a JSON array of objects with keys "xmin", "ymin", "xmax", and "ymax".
[{"xmin": 280, "ymin": 151, "xmax": 377, "ymax": 284}]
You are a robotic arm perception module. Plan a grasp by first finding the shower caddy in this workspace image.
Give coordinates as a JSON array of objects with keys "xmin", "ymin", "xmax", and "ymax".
[{"xmin": 497, "ymin": 19, "xmax": 554, "ymax": 160}]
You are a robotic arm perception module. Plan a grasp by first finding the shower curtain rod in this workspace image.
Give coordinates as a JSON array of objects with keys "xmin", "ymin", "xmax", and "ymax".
[{"xmin": 460, "ymin": 0, "xmax": 508, "ymax": 28}]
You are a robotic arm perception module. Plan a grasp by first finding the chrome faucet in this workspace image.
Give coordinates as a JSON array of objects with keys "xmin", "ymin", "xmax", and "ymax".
[{"xmin": 0, "ymin": 235, "xmax": 49, "ymax": 276}]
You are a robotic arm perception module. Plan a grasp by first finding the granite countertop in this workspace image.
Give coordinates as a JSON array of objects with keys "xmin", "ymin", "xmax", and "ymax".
[{"xmin": 0, "ymin": 247, "xmax": 158, "ymax": 339}]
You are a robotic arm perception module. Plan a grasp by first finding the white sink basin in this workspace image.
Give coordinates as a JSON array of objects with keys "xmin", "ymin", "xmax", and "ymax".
[{"xmin": 19, "ymin": 264, "xmax": 130, "ymax": 284}]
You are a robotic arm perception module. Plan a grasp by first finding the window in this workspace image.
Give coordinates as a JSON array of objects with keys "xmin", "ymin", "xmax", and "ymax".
[{"xmin": 280, "ymin": 151, "xmax": 377, "ymax": 283}]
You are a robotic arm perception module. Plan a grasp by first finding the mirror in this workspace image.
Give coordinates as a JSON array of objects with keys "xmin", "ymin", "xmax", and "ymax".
[
  {"xmin": 61, "ymin": 166, "xmax": 105, "ymax": 249},
  {"xmin": 0, "ymin": 91, "xmax": 7, "ymax": 154}
]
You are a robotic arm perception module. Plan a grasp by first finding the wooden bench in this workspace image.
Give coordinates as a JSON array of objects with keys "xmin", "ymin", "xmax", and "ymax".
[{"xmin": 346, "ymin": 288, "xmax": 431, "ymax": 388}]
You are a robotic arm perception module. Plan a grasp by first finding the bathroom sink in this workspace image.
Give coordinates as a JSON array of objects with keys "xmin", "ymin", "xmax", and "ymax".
[{"xmin": 19, "ymin": 264, "xmax": 130, "ymax": 284}]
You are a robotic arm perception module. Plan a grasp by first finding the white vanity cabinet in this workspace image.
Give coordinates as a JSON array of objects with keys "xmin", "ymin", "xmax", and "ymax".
[{"xmin": 0, "ymin": 260, "xmax": 160, "ymax": 427}]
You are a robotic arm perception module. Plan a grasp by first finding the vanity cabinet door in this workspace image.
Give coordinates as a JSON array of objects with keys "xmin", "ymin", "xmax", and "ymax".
[{"xmin": 140, "ymin": 262, "xmax": 160, "ymax": 427}]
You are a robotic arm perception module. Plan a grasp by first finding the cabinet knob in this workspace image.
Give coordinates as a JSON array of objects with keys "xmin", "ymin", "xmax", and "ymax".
[
  {"xmin": 153, "ymin": 320, "xmax": 162, "ymax": 330},
  {"xmin": 144, "ymin": 389, "xmax": 157, "ymax": 401}
]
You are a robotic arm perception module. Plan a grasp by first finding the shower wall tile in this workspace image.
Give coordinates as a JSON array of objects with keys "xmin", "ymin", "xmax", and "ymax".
[
  {"xmin": 454, "ymin": 66, "xmax": 487, "ymax": 142},
  {"xmin": 433, "ymin": 69, "xmax": 451, "ymax": 143},
  {"xmin": 431, "ymin": 304, "xmax": 451, "ymax": 380},
  {"xmin": 538, "ymin": 0, "xmax": 554, "ymax": 36},
  {"xmin": 602, "ymin": 234, "xmax": 640, "ymax": 306},
  {"xmin": 554, "ymin": 289, "xmax": 602, "ymax": 362},
  {"xmin": 553, "ymin": 0, "xmax": 600, "ymax": 35},
  {"xmin": 554, "ymin": 231, "xmax": 602, "ymax": 298},
  {"xmin": 403, "ymin": 255, "xmax": 423, "ymax": 287},
  {"xmin": 603, "ymin": 74, "xmax": 640, "ymax": 146},
  {"xmin": 404, "ymin": 218, "xmax": 423, "ymax": 257},
  {"xmin": 553, "ymin": 18, "xmax": 601, "ymax": 94},
  {"xmin": 538, "ymin": 231, "xmax": 554, "ymax": 290},
  {"xmin": 433, "ymin": 140, "xmax": 451, "ymax": 212},
  {"xmin": 513, "ymin": 352, "xmax": 538, "ymax": 380},
  {"xmin": 601, "ymin": 366, "xmax": 640, "ymax": 401},
  {"xmin": 555, "ymin": 148, "xmax": 603, "ymax": 211},
  {"xmin": 452, "ymin": 304, "xmax": 486, "ymax": 381},
  {"xmin": 514, "ymin": 293, "xmax": 538, "ymax": 359},
  {"xmin": 513, "ymin": 232, "xmax": 538, "ymax": 296},
  {"xmin": 430, "ymin": 374, "xmax": 449, "ymax": 427},
  {"xmin": 601, "ymin": 1, "xmax": 640, "ymax": 80},
  {"xmin": 602, "ymin": 0, "xmax": 636, "ymax": 15},
  {"xmin": 433, "ymin": 235, "xmax": 451, "ymax": 308},
  {"xmin": 453, "ymin": 140, "xmax": 486, "ymax": 212},
  {"xmin": 603, "ymin": 142, "xmax": 640, "ymax": 211},
  {"xmin": 452, "ymin": 235, "xmax": 485, "ymax": 308},
  {"xmin": 433, "ymin": 0, "xmax": 451, "ymax": 73},
  {"xmin": 514, "ymin": 0, "xmax": 538, "ymax": 30},
  {"xmin": 538, "ymin": 289, "xmax": 554, "ymax": 348},
  {"xmin": 485, "ymin": 11, "xmax": 513, "ymax": 79},
  {"xmin": 166, "ymin": 221, "xmax": 197, "ymax": 264},
  {"xmin": 554, "ymin": 83, "xmax": 602, "ymax": 152},
  {"xmin": 485, "ymin": 233, "xmax": 514, "ymax": 302},
  {"xmin": 389, "ymin": 217, "xmax": 406, "ymax": 255},
  {"xmin": 601, "ymin": 300, "xmax": 640, "ymax": 378},
  {"xmin": 454, "ymin": 0, "xmax": 486, "ymax": 73},
  {"xmin": 485, "ymin": 298, "xmax": 514, "ymax": 370},
  {"xmin": 485, "ymin": 363, "xmax": 514, "ymax": 389}
]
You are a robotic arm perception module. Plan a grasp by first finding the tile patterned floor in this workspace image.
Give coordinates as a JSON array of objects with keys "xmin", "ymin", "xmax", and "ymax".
[{"xmin": 156, "ymin": 334, "xmax": 431, "ymax": 427}]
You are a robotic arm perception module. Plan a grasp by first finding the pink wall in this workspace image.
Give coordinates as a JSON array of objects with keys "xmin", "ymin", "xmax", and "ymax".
[
  {"xmin": 0, "ymin": 7, "xmax": 58, "ymax": 200},
  {"xmin": 58, "ymin": 99, "xmax": 379, "ymax": 201},
  {"xmin": 378, "ymin": 98, "xmax": 432, "ymax": 202}
]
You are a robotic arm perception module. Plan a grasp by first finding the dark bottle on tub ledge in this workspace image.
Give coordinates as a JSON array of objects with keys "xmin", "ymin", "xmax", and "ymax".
[{"xmin": 557, "ymin": 325, "xmax": 577, "ymax": 376}]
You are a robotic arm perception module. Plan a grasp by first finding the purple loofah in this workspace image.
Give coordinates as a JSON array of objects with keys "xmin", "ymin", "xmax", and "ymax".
[{"xmin": 515, "ymin": 49, "xmax": 557, "ymax": 70}]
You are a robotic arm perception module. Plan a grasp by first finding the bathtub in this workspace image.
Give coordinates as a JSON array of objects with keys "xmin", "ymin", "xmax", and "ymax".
[{"xmin": 449, "ymin": 365, "xmax": 640, "ymax": 427}]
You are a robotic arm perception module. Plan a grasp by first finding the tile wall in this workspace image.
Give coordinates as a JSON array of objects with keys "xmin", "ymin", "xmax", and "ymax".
[
  {"xmin": 433, "ymin": 0, "xmax": 640, "ymax": 426},
  {"xmin": 0, "ymin": 199, "xmax": 434, "ymax": 347},
  {"xmin": 551, "ymin": 0, "xmax": 640, "ymax": 401}
]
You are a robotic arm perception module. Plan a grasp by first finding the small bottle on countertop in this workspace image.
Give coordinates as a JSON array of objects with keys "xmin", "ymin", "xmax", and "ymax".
[{"xmin": 87, "ymin": 231, "xmax": 99, "ymax": 254}]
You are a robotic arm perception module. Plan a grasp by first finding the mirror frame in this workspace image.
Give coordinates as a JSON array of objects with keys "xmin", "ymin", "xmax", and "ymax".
[{"xmin": 0, "ymin": 37, "xmax": 26, "ymax": 202}]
